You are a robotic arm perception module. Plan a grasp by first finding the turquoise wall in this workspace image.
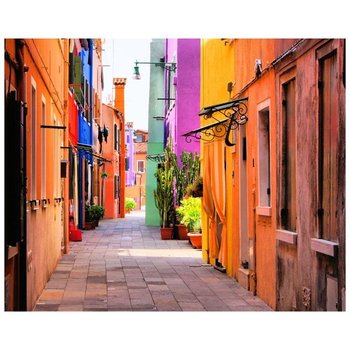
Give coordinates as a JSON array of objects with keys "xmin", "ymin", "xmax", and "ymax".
[{"xmin": 145, "ymin": 39, "xmax": 165, "ymax": 226}]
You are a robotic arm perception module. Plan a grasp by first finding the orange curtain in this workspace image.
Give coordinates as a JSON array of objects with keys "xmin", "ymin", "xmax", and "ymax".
[
  {"xmin": 210, "ymin": 140, "xmax": 227, "ymax": 266},
  {"xmin": 203, "ymin": 143, "xmax": 218, "ymax": 259}
]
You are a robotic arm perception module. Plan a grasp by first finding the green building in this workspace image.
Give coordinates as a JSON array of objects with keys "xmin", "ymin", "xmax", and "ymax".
[{"xmin": 145, "ymin": 39, "xmax": 165, "ymax": 226}]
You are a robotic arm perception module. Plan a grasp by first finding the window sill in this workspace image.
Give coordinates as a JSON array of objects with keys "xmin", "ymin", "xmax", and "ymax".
[
  {"xmin": 311, "ymin": 238, "xmax": 338, "ymax": 257},
  {"xmin": 7, "ymin": 244, "xmax": 19, "ymax": 259},
  {"xmin": 256, "ymin": 206, "xmax": 272, "ymax": 216},
  {"xmin": 276, "ymin": 229, "xmax": 298, "ymax": 245}
]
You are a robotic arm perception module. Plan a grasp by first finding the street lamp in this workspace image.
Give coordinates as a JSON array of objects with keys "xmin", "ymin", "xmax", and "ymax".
[
  {"xmin": 132, "ymin": 59, "xmax": 177, "ymax": 80},
  {"xmin": 133, "ymin": 65, "xmax": 141, "ymax": 80}
]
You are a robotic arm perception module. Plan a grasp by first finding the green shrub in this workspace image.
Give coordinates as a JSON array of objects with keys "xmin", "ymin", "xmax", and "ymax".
[
  {"xmin": 86, "ymin": 204, "xmax": 104, "ymax": 221},
  {"xmin": 126, "ymin": 197, "xmax": 136, "ymax": 210},
  {"xmin": 176, "ymin": 196, "xmax": 201, "ymax": 232}
]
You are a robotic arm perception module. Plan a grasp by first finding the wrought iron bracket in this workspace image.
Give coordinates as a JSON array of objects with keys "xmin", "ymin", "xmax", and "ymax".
[
  {"xmin": 182, "ymin": 97, "xmax": 248, "ymax": 147},
  {"xmin": 146, "ymin": 154, "xmax": 165, "ymax": 163}
]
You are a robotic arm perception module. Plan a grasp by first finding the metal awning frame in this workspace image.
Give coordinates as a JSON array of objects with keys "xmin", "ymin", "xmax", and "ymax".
[{"xmin": 183, "ymin": 97, "xmax": 248, "ymax": 147}]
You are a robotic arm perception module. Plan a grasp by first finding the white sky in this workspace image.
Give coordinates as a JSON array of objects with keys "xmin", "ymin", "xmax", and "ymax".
[{"xmin": 102, "ymin": 39, "xmax": 151, "ymax": 131}]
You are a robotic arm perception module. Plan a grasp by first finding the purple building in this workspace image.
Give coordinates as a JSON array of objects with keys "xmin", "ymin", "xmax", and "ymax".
[
  {"xmin": 164, "ymin": 39, "xmax": 200, "ymax": 157},
  {"xmin": 125, "ymin": 122, "xmax": 135, "ymax": 186}
]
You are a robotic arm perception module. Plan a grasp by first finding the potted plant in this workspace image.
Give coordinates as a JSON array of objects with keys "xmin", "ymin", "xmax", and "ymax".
[
  {"xmin": 175, "ymin": 204, "xmax": 188, "ymax": 240},
  {"xmin": 176, "ymin": 196, "xmax": 202, "ymax": 248},
  {"xmin": 85, "ymin": 204, "xmax": 104, "ymax": 229},
  {"xmin": 154, "ymin": 146, "xmax": 175, "ymax": 240},
  {"xmin": 172, "ymin": 151, "xmax": 200, "ymax": 239},
  {"xmin": 84, "ymin": 204, "xmax": 95, "ymax": 230},
  {"xmin": 125, "ymin": 197, "xmax": 136, "ymax": 213}
]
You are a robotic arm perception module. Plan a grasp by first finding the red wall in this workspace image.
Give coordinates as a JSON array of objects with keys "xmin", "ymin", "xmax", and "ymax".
[{"xmin": 68, "ymin": 90, "xmax": 78, "ymax": 145}]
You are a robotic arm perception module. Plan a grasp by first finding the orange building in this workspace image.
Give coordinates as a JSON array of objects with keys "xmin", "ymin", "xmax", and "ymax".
[
  {"xmin": 231, "ymin": 39, "xmax": 279, "ymax": 308},
  {"xmin": 198, "ymin": 39, "xmax": 345, "ymax": 310},
  {"xmin": 99, "ymin": 103, "xmax": 123, "ymax": 218},
  {"xmin": 125, "ymin": 129, "xmax": 148, "ymax": 210},
  {"xmin": 113, "ymin": 78, "xmax": 127, "ymax": 217},
  {"xmin": 4, "ymin": 39, "xmax": 69, "ymax": 310}
]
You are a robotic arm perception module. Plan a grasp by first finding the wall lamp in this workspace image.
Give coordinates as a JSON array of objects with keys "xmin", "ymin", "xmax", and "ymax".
[{"xmin": 133, "ymin": 59, "xmax": 177, "ymax": 80}]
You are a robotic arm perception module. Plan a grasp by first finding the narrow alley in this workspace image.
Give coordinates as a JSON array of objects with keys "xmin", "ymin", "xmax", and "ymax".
[{"xmin": 34, "ymin": 210, "xmax": 271, "ymax": 312}]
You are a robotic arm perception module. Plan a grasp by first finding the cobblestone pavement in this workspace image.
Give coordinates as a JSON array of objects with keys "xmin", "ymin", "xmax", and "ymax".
[{"xmin": 34, "ymin": 210, "xmax": 272, "ymax": 312}]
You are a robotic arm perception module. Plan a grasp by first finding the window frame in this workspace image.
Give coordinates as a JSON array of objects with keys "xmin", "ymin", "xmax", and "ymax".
[
  {"xmin": 256, "ymin": 99, "xmax": 271, "ymax": 215},
  {"xmin": 31, "ymin": 77, "xmax": 37, "ymax": 200},
  {"xmin": 41, "ymin": 95, "xmax": 46, "ymax": 199},
  {"xmin": 277, "ymin": 67, "xmax": 298, "ymax": 233},
  {"xmin": 316, "ymin": 42, "xmax": 339, "ymax": 242},
  {"xmin": 137, "ymin": 160, "xmax": 145, "ymax": 173}
]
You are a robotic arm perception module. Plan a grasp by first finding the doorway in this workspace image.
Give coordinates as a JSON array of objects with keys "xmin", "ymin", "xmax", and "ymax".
[{"xmin": 239, "ymin": 125, "xmax": 249, "ymax": 268}]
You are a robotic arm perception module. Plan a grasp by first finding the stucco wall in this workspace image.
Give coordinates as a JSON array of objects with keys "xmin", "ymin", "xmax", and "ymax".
[
  {"xmin": 200, "ymin": 38, "xmax": 235, "ymax": 269},
  {"xmin": 274, "ymin": 39, "xmax": 345, "ymax": 311},
  {"xmin": 101, "ymin": 103, "xmax": 121, "ymax": 219},
  {"xmin": 145, "ymin": 39, "xmax": 165, "ymax": 226},
  {"xmin": 176, "ymin": 39, "xmax": 200, "ymax": 156},
  {"xmin": 23, "ymin": 39, "xmax": 68, "ymax": 310}
]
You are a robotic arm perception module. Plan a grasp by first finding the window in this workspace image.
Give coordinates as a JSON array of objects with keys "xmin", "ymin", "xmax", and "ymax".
[
  {"xmin": 280, "ymin": 77, "xmax": 297, "ymax": 231},
  {"xmin": 118, "ymin": 129, "xmax": 121, "ymax": 152},
  {"xmin": 31, "ymin": 78, "xmax": 37, "ymax": 199},
  {"xmin": 137, "ymin": 160, "xmax": 145, "ymax": 173},
  {"xmin": 41, "ymin": 97, "xmax": 46, "ymax": 198},
  {"xmin": 135, "ymin": 134, "xmax": 144, "ymax": 142},
  {"xmin": 114, "ymin": 175, "xmax": 120, "ymax": 200},
  {"xmin": 83, "ymin": 78, "xmax": 91, "ymax": 123},
  {"xmin": 318, "ymin": 48, "xmax": 338, "ymax": 241},
  {"xmin": 125, "ymin": 157, "xmax": 130, "ymax": 171},
  {"xmin": 114, "ymin": 124, "xmax": 117, "ymax": 150},
  {"xmin": 258, "ymin": 103, "xmax": 271, "ymax": 208},
  {"xmin": 114, "ymin": 124, "xmax": 119, "ymax": 152}
]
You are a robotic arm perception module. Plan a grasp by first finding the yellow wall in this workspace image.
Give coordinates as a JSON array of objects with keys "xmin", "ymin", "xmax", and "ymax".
[{"xmin": 200, "ymin": 39, "xmax": 236, "ymax": 274}]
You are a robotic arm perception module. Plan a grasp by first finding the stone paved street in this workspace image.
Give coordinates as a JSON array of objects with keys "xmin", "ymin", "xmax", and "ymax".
[{"xmin": 34, "ymin": 210, "xmax": 272, "ymax": 312}]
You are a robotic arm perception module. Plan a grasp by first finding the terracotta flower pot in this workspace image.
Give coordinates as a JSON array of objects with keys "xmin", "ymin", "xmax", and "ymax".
[
  {"xmin": 160, "ymin": 227, "xmax": 173, "ymax": 240},
  {"xmin": 187, "ymin": 232, "xmax": 202, "ymax": 249},
  {"xmin": 176, "ymin": 224, "xmax": 188, "ymax": 240},
  {"xmin": 84, "ymin": 221, "xmax": 95, "ymax": 230}
]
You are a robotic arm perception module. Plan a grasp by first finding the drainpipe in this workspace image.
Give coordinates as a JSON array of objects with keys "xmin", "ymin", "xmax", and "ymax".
[{"xmin": 16, "ymin": 39, "xmax": 28, "ymax": 310}]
